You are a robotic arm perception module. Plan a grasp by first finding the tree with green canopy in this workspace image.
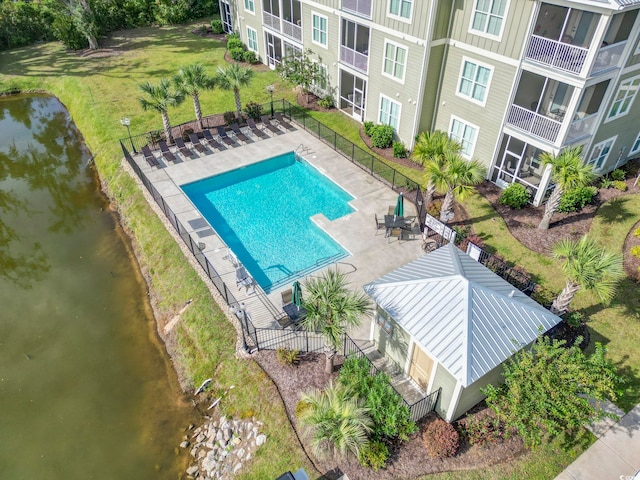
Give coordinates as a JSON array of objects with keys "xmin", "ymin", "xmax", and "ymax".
[
  {"xmin": 414, "ymin": 130, "xmax": 462, "ymax": 207},
  {"xmin": 215, "ymin": 62, "xmax": 254, "ymax": 122},
  {"xmin": 138, "ymin": 78, "xmax": 184, "ymax": 144},
  {"xmin": 173, "ymin": 63, "xmax": 215, "ymax": 128}
]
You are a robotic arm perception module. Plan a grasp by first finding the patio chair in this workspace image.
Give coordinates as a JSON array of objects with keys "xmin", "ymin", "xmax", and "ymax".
[
  {"xmin": 235, "ymin": 266, "xmax": 254, "ymax": 293},
  {"xmin": 158, "ymin": 141, "xmax": 176, "ymax": 163},
  {"xmin": 230, "ymin": 123, "xmax": 250, "ymax": 143},
  {"xmin": 275, "ymin": 112, "xmax": 296, "ymax": 131},
  {"xmin": 388, "ymin": 227, "xmax": 403, "ymax": 243},
  {"xmin": 281, "ymin": 288, "xmax": 293, "ymax": 306},
  {"xmin": 202, "ymin": 129, "xmax": 223, "ymax": 150},
  {"xmin": 374, "ymin": 213, "xmax": 386, "ymax": 234},
  {"xmin": 188, "ymin": 132, "xmax": 207, "ymax": 154},
  {"xmin": 247, "ymin": 118, "xmax": 268, "ymax": 139},
  {"xmin": 141, "ymin": 145, "xmax": 159, "ymax": 167},
  {"xmin": 174, "ymin": 137, "xmax": 193, "ymax": 158},
  {"xmin": 217, "ymin": 126, "xmax": 237, "ymax": 146},
  {"xmin": 261, "ymin": 115, "xmax": 283, "ymax": 135}
]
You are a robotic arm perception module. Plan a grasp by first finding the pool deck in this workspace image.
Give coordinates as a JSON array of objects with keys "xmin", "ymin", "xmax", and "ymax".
[{"xmin": 133, "ymin": 123, "xmax": 424, "ymax": 342}]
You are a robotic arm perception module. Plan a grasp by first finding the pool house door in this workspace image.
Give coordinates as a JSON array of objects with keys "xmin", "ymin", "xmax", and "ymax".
[{"xmin": 408, "ymin": 344, "xmax": 434, "ymax": 392}]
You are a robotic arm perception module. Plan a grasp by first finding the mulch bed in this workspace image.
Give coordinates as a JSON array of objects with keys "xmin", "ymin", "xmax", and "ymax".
[
  {"xmin": 623, "ymin": 219, "xmax": 640, "ymax": 282},
  {"xmin": 255, "ymin": 351, "xmax": 526, "ymax": 480}
]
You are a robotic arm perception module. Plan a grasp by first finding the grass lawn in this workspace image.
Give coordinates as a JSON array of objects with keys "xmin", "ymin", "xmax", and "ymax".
[{"xmin": 1, "ymin": 22, "xmax": 636, "ymax": 479}]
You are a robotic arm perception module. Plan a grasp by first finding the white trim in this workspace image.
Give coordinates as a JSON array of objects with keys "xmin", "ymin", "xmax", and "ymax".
[
  {"xmin": 446, "ymin": 381, "xmax": 464, "ymax": 422},
  {"xmin": 379, "ymin": 93, "xmax": 402, "ymax": 131},
  {"xmin": 426, "ymin": 359, "xmax": 438, "ymax": 394},
  {"xmin": 587, "ymin": 135, "xmax": 617, "ymax": 172},
  {"xmin": 388, "ymin": 0, "xmax": 413, "ymax": 23},
  {"xmin": 381, "ymin": 39, "xmax": 408, "ymax": 84},
  {"xmin": 243, "ymin": 0, "xmax": 255, "ymax": 14},
  {"xmin": 605, "ymin": 74, "xmax": 640, "ymax": 122},
  {"xmin": 311, "ymin": 11, "xmax": 328, "ymax": 49},
  {"xmin": 468, "ymin": 0, "xmax": 510, "ymax": 42},
  {"xmin": 449, "ymin": 39, "xmax": 519, "ymax": 68},
  {"xmin": 449, "ymin": 115, "xmax": 479, "ymax": 159},
  {"xmin": 456, "ymin": 56, "xmax": 493, "ymax": 107},
  {"xmin": 630, "ymin": 131, "xmax": 640, "ymax": 155},
  {"xmin": 246, "ymin": 26, "xmax": 258, "ymax": 52}
]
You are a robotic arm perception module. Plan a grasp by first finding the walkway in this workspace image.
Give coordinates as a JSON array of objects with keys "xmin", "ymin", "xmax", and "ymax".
[{"xmin": 555, "ymin": 401, "xmax": 640, "ymax": 480}]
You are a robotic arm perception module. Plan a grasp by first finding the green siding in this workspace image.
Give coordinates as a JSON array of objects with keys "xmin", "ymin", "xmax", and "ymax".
[
  {"xmin": 431, "ymin": 363, "xmax": 458, "ymax": 420},
  {"xmin": 433, "ymin": 0, "xmax": 454, "ymax": 41},
  {"xmin": 418, "ymin": 44, "xmax": 445, "ymax": 134},
  {"xmin": 371, "ymin": 0, "xmax": 433, "ymax": 39},
  {"xmin": 372, "ymin": 310, "xmax": 410, "ymax": 371},
  {"xmin": 452, "ymin": 363, "xmax": 504, "ymax": 421}
]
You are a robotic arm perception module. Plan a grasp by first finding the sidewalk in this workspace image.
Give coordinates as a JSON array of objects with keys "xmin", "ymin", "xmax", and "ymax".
[{"xmin": 555, "ymin": 402, "xmax": 640, "ymax": 480}]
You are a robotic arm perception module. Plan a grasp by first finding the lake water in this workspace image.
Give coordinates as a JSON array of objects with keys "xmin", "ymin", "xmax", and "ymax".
[{"xmin": 0, "ymin": 95, "xmax": 198, "ymax": 478}]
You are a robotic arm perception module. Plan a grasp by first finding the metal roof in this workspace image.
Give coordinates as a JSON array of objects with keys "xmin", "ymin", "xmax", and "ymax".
[{"xmin": 363, "ymin": 243, "xmax": 562, "ymax": 387}]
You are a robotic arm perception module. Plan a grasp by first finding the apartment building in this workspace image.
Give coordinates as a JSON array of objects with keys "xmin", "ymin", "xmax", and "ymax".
[{"xmin": 220, "ymin": 0, "xmax": 640, "ymax": 205}]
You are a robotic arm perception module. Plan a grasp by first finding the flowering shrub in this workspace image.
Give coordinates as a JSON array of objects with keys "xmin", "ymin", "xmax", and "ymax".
[{"xmin": 422, "ymin": 418, "xmax": 459, "ymax": 458}]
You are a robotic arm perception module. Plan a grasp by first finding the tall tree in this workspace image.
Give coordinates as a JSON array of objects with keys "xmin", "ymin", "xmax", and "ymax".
[
  {"xmin": 215, "ymin": 62, "xmax": 254, "ymax": 122},
  {"xmin": 298, "ymin": 382, "xmax": 372, "ymax": 459},
  {"xmin": 484, "ymin": 336, "xmax": 622, "ymax": 447},
  {"xmin": 67, "ymin": 0, "xmax": 99, "ymax": 50},
  {"xmin": 138, "ymin": 78, "xmax": 184, "ymax": 144},
  {"xmin": 414, "ymin": 131, "xmax": 462, "ymax": 207},
  {"xmin": 425, "ymin": 152, "xmax": 486, "ymax": 223},
  {"xmin": 278, "ymin": 49, "xmax": 324, "ymax": 103},
  {"xmin": 550, "ymin": 235, "xmax": 624, "ymax": 315},
  {"xmin": 300, "ymin": 269, "xmax": 371, "ymax": 374},
  {"xmin": 173, "ymin": 63, "xmax": 215, "ymax": 128},
  {"xmin": 538, "ymin": 146, "xmax": 595, "ymax": 230}
]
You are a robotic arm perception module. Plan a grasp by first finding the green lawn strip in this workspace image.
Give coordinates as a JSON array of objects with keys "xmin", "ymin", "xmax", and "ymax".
[
  {"xmin": 427, "ymin": 429, "xmax": 594, "ymax": 480},
  {"xmin": 0, "ymin": 24, "xmax": 313, "ymax": 477}
]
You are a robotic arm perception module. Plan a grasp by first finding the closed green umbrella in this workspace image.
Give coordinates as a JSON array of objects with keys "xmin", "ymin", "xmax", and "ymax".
[
  {"xmin": 292, "ymin": 280, "xmax": 302, "ymax": 307},
  {"xmin": 393, "ymin": 192, "xmax": 404, "ymax": 217}
]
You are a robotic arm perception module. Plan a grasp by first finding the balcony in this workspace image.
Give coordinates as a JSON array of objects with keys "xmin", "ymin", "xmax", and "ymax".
[
  {"xmin": 526, "ymin": 36, "xmax": 588, "ymax": 75},
  {"xmin": 566, "ymin": 112, "xmax": 598, "ymax": 144},
  {"xmin": 342, "ymin": 0, "xmax": 371, "ymax": 18},
  {"xmin": 340, "ymin": 46, "xmax": 368, "ymax": 74},
  {"xmin": 590, "ymin": 42, "xmax": 625, "ymax": 76},
  {"xmin": 263, "ymin": 11, "xmax": 280, "ymax": 31},
  {"xmin": 281, "ymin": 19, "xmax": 302, "ymax": 42},
  {"xmin": 506, "ymin": 105, "xmax": 562, "ymax": 143}
]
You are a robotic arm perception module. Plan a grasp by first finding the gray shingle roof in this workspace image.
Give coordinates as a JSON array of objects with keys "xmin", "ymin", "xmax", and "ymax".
[{"xmin": 363, "ymin": 243, "xmax": 562, "ymax": 387}]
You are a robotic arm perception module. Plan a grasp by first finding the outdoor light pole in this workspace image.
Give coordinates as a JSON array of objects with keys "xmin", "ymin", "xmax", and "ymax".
[
  {"xmin": 120, "ymin": 117, "xmax": 136, "ymax": 154},
  {"xmin": 266, "ymin": 84, "xmax": 274, "ymax": 117}
]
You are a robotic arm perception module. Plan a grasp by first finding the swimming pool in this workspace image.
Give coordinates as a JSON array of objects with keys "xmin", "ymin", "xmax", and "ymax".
[{"xmin": 181, "ymin": 152, "xmax": 354, "ymax": 292}]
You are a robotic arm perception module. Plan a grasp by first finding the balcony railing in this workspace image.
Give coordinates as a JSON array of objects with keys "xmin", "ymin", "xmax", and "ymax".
[
  {"xmin": 342, "ymin": 0, "xmax": 371, "ymax": 17},
  {"xmin": 526, "ymin": 35, "xmax": 589, "ymax": 75},
  {"xmin": 566, "ymin": 112, "xmax": 598, "ymax": 143},
  {"xmin": 281, "ymin": 19, "xmax": 302, "ymax": 42},
  {"xmin": 340, "ymin": 45, "xmax": 369, "ymax": 73},
  {"xmin": 262, "ymin": 11, "xmax": 280, "ymax": 31},
  {"xmin": 506, "ymin": 105, "xmax": 562, "ymax": 143},
  {"xmin": 590, "ymin": 42, "xmax": 625, "ymax": 76}
]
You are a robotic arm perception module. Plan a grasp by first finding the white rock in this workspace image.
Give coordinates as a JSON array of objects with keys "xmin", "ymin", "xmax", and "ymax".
[
  {"xmin": 196, "ymin": 433, "xmax": 206, "ymax": 443},
  {"xmin": 186, "ymin": 465, "xmax": 199, "ymax": 476},
  {"xmin": 233, "ymin": 463, "xmax": 243, "ymax": 474},
  {"xmin": 180, "ymin": 441, "xmax": 190, "ymax": 448},
  {"xmin": 255, "ymin": 434, "xmax": 266, "ymax": 446},
  {"xmin": 236, "ymin": 448, "xmax": 245, "ymax": 460}
]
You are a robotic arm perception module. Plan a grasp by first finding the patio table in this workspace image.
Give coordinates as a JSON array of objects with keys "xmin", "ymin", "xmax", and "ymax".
[
  {"xmin": 283, "ymin": 303, "xmax": 306, "ymax": 327},
  {"xmin": 384, "ymin": 215, "xmax": 410, "ymax": 237}
]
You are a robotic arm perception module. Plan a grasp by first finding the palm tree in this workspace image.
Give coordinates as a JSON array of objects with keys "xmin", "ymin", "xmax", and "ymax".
[
  {"xmin": 300, "ymin": 269, "xmax": 371, "ymax": 374},
  {"xmin": 173, "ymin": 64, "xmax": 215, "ymax": 128},
  {"xmin": 298, "ymin": 382, "xmax": 372, "ymax": 459},
  {"xmin": 550, "ymin": 235, "xmax": 623, "ymax": 315},
  {"xmin": 215, "ymin": 62, "xmax": 254, "ymax": 122},
  {"xmin": 538, "ymin": 146, "xmax": 595, "ymax": 230},
  {"xmin": 413, "ymin": 130, "xmax": 462, "ymax": 207},
  {"xmin": 138, "ymin": 78, "xmax": 184, "ymax": 144},
  {"xmin": 426, "ymin": 152, "xmax": 486, "ymax": 223}
]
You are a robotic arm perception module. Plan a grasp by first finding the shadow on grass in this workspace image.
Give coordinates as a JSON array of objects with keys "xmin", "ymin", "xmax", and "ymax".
[
  {"xmin": 613, "ymin": 358, "xmax": 640, "ymax": 412},
  {"xmin": 595, "ymin": 197, "xmax": 635, "ymax": 225}
]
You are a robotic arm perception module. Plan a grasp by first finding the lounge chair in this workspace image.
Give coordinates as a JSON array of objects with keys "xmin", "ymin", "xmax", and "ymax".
[
  {"xmin": 374, "ymin": 213, "xmax": 386, "ymax": 234},
  {"xmin": 174, "ymin": 137, "xmax": 193, "ymax": 158},
  {"xmin": 275, "ymin": 112, "xmax": 296, "ymax": 131},
  {"xmin": 188, "ymin": 133, "xmax": 207, "ymax": 154},
  {"xmin": 203, "ymin": 129, "xmax": 223, "ymax": 149},
  {"xmin": 158, "ymin": 140, "xmax": 177, "ymax": 163},
  {"xmin": 141, "ymin": 145, "xmax": 159, "ymax": 167},
  {"xmin": 261, "ymin": 115, "xmax": 283, "ymax": 135},
  {"xmin": 235, "ymin": 266, "xmax": 255, "ymax": 293},
  {"xmin": 230, "ymin": 123, "xmax": 250, "ymax": 143},
  {"xmin": 281, "ymin": 288, "xmax": 293, "ymax": 306},
  {"xmin": 217, "ymin": 126, "xmax": 236, "ymax": 146},
  {"xmin": 246, "ymin": 118, "xmax": 268, "ymax": 139}
]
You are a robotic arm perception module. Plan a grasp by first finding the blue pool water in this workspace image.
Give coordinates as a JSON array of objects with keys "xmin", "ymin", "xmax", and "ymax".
[{"xmin": 182, "ymin": 152, "xmax": 354, "ymax": 292}]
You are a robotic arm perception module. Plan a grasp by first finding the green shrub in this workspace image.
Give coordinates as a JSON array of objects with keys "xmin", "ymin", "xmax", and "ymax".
[
  {"xmin": 243, "ymin": 50, "xmax": 258, "ymax": 63},
  {"xmin": 318, "ymin": 95, "xmax": 335, "ymax": 109},
  {"xmin": 294, "ymin": 399, "xmax": 311, "ymax": 418},
  {"xmin": 427, "ymin": 200, "xmax": 442, "ymax": 218},
  {"xmin": 458, "ymin": 414, "xmax": 507, "ymax": 446},
  {"xmin": 276, "ymin": 347, "xmax": 299, "ymax": 366},
  {"xmin": 371, "ymin": 125, "xmax": 394, "ymax": 149},
  {"xmin": 422, "ymin": 418, "xmax": 459, "ymax": 458},
  {"xmin": 557, "ymin": 186, "xmax": 598, "ymax": 213},
  {"xmin": 229, "ymin": 46, "xmax": 246, "ymax": 62},
  {"xmin": 226, "ymin": 33, "xmax": 243, "ymax": 50},
  {"xmin": 393, "ymin": 141, "xmax": 407, "ymax": 158},
  {"xmin": 499, "ymin": 183, "xmax": 531, "ymax": 209},
  {"xmin": 51, "ymin": 15, "xmax": 88, "ymax": 50},
  {"xmin": 211, "ymin": 19, "xmax": 224, "ymax": 34},
  {"xmin": 223, "ymin": 111, "xmax": 237, "ymax": 125},
  {"xmin": 363, "ymin": 121, "xmax": 375, "ymax": 137},
  {"xmin": 358, "ymin": 440, "xmax": 389, "ymax": 470},
  {"xmin": 243, "ymin": 101, "xmax": 262, "ymax": 120},
  {"xmin": 452, "ymin": 225, "xmax": 471, "ymax": 244},
  {"xmin": 181, "ymin": 127, "xmax": 194, "ymax": 141},
  {"xmin": 600, "ymin": 177, "xmax": 614, "ymax": 189},
  {"xmin": 613, "ymin": 180, "xmax": 627, "ymax": 191},
  {"xmin": 631, "ymin": 246, "xmax": 640, "ymax": 259},
  {"xmin": 531, "ymin": 285, "xmax": 556, "ymax": 308},
  {"xmin": 610, "ymin": 169, "xmax": 626, "ymax": 181},
  {"xmin": 565, "ymin": 311, "xmax": 585, "ymax": 328}
]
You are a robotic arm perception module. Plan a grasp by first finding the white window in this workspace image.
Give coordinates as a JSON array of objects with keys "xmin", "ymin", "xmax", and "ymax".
[
  {"xmin": 312, "ymin": 13, "xmax": 328, "ymax": 47},
  {"xmin": 608, "ymin": 76, "xmax": 640, "ymax": 120},
  {"xmin": 449, "ymin": 116, "xmax": 478, "ymax": 158},
  {"xmin": 631, "ymin": 131, "xmax": 640, "ymax": 155},
  {"xmin": 470, "ymin": 0, "xmax": 508, "ymax": 39},
  {"xmin": 389, "ymin": 0, "xmax": 412, "ymax": 20},
  {"xmin": 246, "ymin": 27, "xmax": 258, "ymax": 52},
  {"xmin": 382, "ymin": 40, "xmax": 407, "ymax": 82},
  {"xmin": 587, "ymin": 137, "xmax": 616, "ymax": 171},
  {"xmin": 379, "ymin": 95, "xmax": 401, "ymax": 130},
  {"xmin": 244, "ymin": 0, "xmax": 254, "ymax": 13},
  {"xmin": 457, "ymin": 59, "xmax": 492, "ymax": 105}
]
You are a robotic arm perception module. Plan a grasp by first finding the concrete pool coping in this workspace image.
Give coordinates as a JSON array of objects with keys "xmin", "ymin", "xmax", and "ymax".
[{"xmin": 131, "ymin": 126, "xmax": 425, "ymax": 341}]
